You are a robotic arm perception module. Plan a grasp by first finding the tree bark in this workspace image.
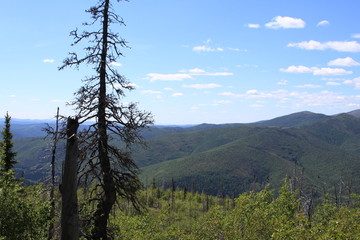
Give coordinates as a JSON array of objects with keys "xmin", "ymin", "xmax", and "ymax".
[
  {"xmin": 91, "ymin": 1, "xmax": 117, "ymax": 239},
  {"xmin": 48, "ymin": 107, "xmax": 60, "ymax": 240},
  {"xmin": 61, "ymin": 117, "xmax": 79, "ymax": 240}
]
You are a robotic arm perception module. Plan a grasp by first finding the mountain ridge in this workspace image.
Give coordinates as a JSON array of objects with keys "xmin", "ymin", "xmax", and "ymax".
[{"xmin": 8, "ymin": 109, "xmax": 360, "ymax": 195}]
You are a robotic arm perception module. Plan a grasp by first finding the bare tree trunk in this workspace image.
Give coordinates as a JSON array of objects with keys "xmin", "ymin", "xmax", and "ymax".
[
  {"xmin": 91, "ymin": 1, "xmax": 116, "ymax": 239},
  {"xmin": 61, "ymin": 117, "xmax": 79, "ymax": 240},
  {"xmin": 48, "ymin": 107, "xmax": 60, "ymax": 240}
]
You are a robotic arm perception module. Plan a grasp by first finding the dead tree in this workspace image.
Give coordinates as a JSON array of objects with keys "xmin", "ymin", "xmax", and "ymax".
[
  {"xmin": 60, "ymin": 117, "xmax": 80, "ymax": 240},
  {"xmin": 44, "ymin": 107, "xmax": 61, "ymax": 240},
  {"xmin": 59, "ymin": 0, "xmax": 153, "ymax": 239}
]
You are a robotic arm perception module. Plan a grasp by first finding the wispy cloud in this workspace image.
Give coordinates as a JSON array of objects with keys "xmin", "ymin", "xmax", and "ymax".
[
  {"xmin": 42, "ymin": 59, "xmax": 55, "ymax": 63},
  {"xmin": 219, "ymin": 89, "xmax": 360, "ymax": 109},
  {"xmin": 280, "ymin": 65, "xmax": 353, "ymax": 76},
  {"xmin": 294, "ymin": 84, "xmax": 322, "ymax": 88},
  {"xmin": 352, "ymin": 34, "xmax": 360, "ymax": 39},
  {"xmin": 183, "ymin": 83, "xmax": 222, "ymax": 89},
  {"xmin": 183, "ymin": 68, "xmax": 233, "ymax": 76},
  {"xmin": 108, "ymin": 61, "xmax": 122, "ymax": 67},
  {"xmin": 192, "ymin": 39, "xmax": 240, "ymax": 52},
  {"xmin": 172, "ymin": 92, "xmax": 184, "ymax": 97},
  {"xmin": 344, "ymin": 77, "xmax": 360, "ymax": 89},
  {"xmin": 326, "ymin": 81, "xmax": 341, "ymax": 86},
  {"xmin": 213, "ymin": 100, "xmax": 232, "ymax": 105},
  {"xmin": 277, "ymin": 79, "xmax": 288, "ymax": 85},
  {"xmin": 313, "ymin": 68, "xmax": 352, "ymax": 76},
  {"xmin": 147, "ymin": 73, "xmax": 193, "ymax": 82},
  {"xmin": 141, "ymin": 90, "xmax": 162, "ymax": 94},
  {"xmin": 148, "ymin": 68, "xmax": 233, "ymax": 82},
  {"xmin": 328, "ymin": 57, "xmax": 360, "ymax": 67},
  {"xmin": 265, "ymin": 16, "xmax": 305, "ymax": 29},
  {"xmin": 193, "ymin": 45, "xmax": 224, "ymax": 52},
  {"xmin": 287, "ymin": 40, "xmax": 360, "ymax": 52},
  {"xmin": 246, "ymin": 23, "xmax": 260, "ymax": 29},
  {"xmin": 280, "ymin": 65, "xmax": 313, "ymax": 74},
  {"xmin": 236, "ymin": 64, "xmax": 259, "ymax": 68},
  {"xmin": 317, "ymin": 20, "xmax": 329, "ymax": 27}
]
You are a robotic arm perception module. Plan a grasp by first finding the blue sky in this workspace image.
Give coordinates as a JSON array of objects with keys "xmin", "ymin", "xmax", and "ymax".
[{"xmin": 1, "ymin": 0, "xmax": 360, "ymax": 124}]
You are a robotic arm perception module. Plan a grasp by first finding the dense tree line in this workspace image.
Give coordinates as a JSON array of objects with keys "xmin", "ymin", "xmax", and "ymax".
[
  {"xmin": 111, "ymin": 181, "xmax": 360, "ymax": 240},
  {"xmin": 0, "ymin": 114, "xmax": 50, "ymax": 239}
]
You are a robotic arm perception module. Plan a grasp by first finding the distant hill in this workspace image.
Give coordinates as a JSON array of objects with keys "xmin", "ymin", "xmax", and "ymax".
[
  {"xmin": 139, "ymin": 119, "xmax": 360, "ymax": 195},
  {"xmin": 346, "ymin": 109, "xmax": 360, "ymax": 118},
  {"xmin": 250, "ymin": 111, "xmax": 330, "ymax": 127},
  {"xmin": 8, "ymin": 109, "xmax": 360, "ymax": 196}
]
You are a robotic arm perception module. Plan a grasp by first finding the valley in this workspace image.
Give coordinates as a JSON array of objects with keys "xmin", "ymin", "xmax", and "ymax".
[{"xmin": 10, "ymin": 109, "xmax": 360, "ymax": 197}]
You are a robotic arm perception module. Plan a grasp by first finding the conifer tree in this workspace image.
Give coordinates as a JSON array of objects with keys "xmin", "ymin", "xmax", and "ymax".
[
  {"xmin": 0, "ymin": 112, "xmax": 17, "ymax": 173},
  {"xmin": 60, "ymin": 0, "xmax": 153, "ymax": 239}
]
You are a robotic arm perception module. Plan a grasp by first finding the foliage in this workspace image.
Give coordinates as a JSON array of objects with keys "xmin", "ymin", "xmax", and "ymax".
[
  {"xmin": 0, "ymin": 176, "xmax": 359, "ymax": 239},
  {"xmin": 0, "ymin": 172, "xmax": 50, "ymax": 240},
  {"xmin": 0, "ymin": 112, "xmax": 17, "ymax": 172},
  {"xmin": 105, "ymin": 180, "xmax": 360, "ymax": 240}
]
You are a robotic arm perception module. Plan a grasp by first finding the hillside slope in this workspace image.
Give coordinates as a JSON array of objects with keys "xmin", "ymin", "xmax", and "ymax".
[
  {"xmin": 140, "ymin": 122, "xmax": 360, "ymax": 195},
  {"xmin": 10, "ymin": 110, "xmax": 360, "ymax": 195}
]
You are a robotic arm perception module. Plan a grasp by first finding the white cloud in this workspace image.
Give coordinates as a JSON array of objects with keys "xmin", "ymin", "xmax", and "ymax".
[
  {"xmin": 326, "ymin": 81, "xmax": 341, "ymax": 86},
  {"xmin": 164, "ymin": 87, "xmax": 174, "ymax": 91},
  {"xmin": 277, "ymin": 79, "xmax": 288, "ymax": 85},
  {"xmin": 352, "ymin": 34, "xmax": 360, "ymax": 39},
  {"xmin": 218, "ymin": 92, "xmax": 240, "ymax": 97},
  {"xmin": 236, "ymin": 64, "xmax": 259, "ymax": 68},
  {"xmin": 280, "ymin": 65, "xmax": 313, "ymax": 74},
  {"xmin": 288, "ymin": 40, "xmax": 360, "ymax": 52},
  {"xmin": 192, "ymin": 40, "xmax": 240, "ymax": 53},
  {"xmin": 182, "ymin": 68, "xmax": 233, "ymax": 76},
  {"xmin": 295, "ymin": 84, "xmax": 321, "ymax": 88},
  {"xmin": 246, "ymin": 89, "xmax": 258, "ymax": 95},
  {"xmin": 280, "ymin": 65, "xmax": 352, "ymax": 76},
  {"xmin": 193, "ymin": 45, "xmax": 224, "ymax": 52},
  {"xmin": 147, "ymin": 73, "xmax": 193, "ymax": 82},
  {"xmin": 147, "ymin": 69, "xmax": 233, "ymax": 82},
  {"xmin": 246, "ymin": 23, "xmax": 260, "ymax": 29},
  {"xmin": 214, "ymin": 100, "xmax": 232, "ymax": 105},
  {"xmin": 227, "ymin": 47, "xmax": 241, "ymax": 51},
  {"xmin": 108, "ymin": 61, "xmax": 122, "ymax": 67},
  {"xmin": 343, "ymin": 77, "xmax": 360, "ymax": 89},
  {"xmin": 265, "ymin": 16, "xmax": 305, "ymax": 29},
  {"xmin": 206, "ymin": 72, "xmax": 234, "ymax": 76},
  {"xmin": 188, "ymin": 68, "xmax": 206, "ymax": 74},
  {"xmin": 220, "ymin": 88, "xmax": 360, "ymax": 109},
  {"xmin": 9, "ymin": 94, "xmax": 16, "ymax": 98},
  {"xmin": 287, "ymin": 40, "xmax": 326, "ymax": 50},
  {"xmin": 141, "ymin": 90, "xmax": 162, "ymax": 94},
  {"xmin": 313, "ymin": 68, "xmax": 352, "ymax": 76},
  {"xmin": 328, "ymin": 57, "xmax": 360, "ymax": 67},
  {"xmin": 42, "ymin": 59, "xmax": 55, "ymax": 63},
  {"xmin": 183, "ymin": 83, "xmax": 222, "ymax": 89},
  {"xmin": 172, "ymin": 92, "xmax": 184, "ymax": 97},
  {"xmin": 317, "ymin": 20, "xmax": 329, "ymax": 27}
]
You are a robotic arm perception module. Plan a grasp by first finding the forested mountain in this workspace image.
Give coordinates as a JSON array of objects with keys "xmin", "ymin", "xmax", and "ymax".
[{"xmin": 11, "ymin": 110, "xmax": 360, "ymax": 196}]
